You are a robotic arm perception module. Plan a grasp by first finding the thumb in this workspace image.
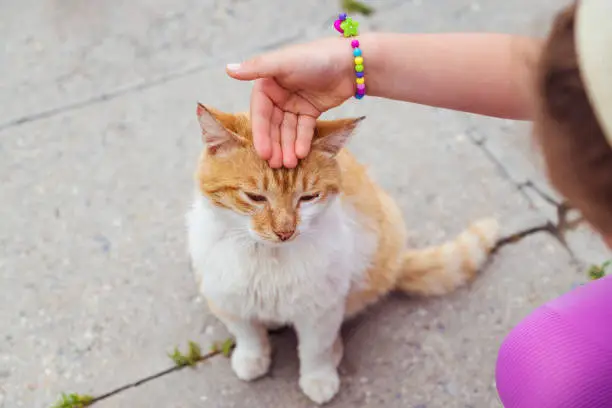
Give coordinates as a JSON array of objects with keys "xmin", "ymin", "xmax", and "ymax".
[{"xmin": 226, "ymin": 54, "xmax": 281, "ymax": 81}]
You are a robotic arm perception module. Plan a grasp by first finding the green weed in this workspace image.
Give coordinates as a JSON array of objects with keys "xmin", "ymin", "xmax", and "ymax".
[
  {"xmin": 50, "ymin": 393, "xmax": 94, "ymax": 408},
  {"xmin": 341, "ymin": 0, "xmax": 374, "ymax": 16}
]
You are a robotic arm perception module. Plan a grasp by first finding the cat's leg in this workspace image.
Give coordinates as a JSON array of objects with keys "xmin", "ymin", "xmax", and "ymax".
[
  {"xmin": 208, "ymin": 301, "xmax": 271, "ymax": 381},
  {"xmin": 294, "ymin": 305, "xmax": 345, "ymax": 405}
]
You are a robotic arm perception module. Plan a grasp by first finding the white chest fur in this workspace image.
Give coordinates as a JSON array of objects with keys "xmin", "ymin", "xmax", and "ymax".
[{"xmin": 186, "ymin": 194, "xmax": 377, "ymax": 323}]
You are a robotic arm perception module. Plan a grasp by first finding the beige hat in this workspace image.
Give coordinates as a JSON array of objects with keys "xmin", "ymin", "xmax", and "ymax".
[{"xmin": 576, "ymin": 0, "xmax": 612, "ymax": 142}]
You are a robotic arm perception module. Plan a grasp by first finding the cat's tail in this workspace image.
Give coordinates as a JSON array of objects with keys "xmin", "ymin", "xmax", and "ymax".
[{"xmin": 395, "ymin": 218, "xmax": 499, "ymax": 296}]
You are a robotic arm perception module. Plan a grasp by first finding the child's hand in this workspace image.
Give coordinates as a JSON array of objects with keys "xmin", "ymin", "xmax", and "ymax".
[{"xmin": 227, "ymin": 37, "xmax": 355, "ymax": 168}]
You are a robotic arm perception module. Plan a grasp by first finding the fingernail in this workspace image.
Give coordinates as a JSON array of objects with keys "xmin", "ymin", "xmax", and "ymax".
[{"xmin": 226, "ymin": 63, "xmax": 241, "ymax": 72}]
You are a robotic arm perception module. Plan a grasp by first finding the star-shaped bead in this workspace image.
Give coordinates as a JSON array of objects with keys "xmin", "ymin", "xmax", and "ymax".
[{"xmin": 340, "ymin": 17, "xmax": 359, "ymax": 37}]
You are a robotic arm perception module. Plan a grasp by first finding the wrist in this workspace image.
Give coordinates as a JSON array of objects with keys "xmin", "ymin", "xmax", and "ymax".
[
  {"xmin": 330, "ymin": 32, "xmax": 384, "ymax": 101},
  {"xmin": 325, "ymin": 36, "xmax": 361, "ymax": 102},
  {"xmin": 354, "ymin": 32, "xmax": 384, "ymax": 98}
]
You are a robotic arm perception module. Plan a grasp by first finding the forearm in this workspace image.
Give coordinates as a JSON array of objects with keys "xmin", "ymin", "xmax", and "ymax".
[{"xmin": 360, "ymin": 32, "xmax": 543, "ymax": 120}]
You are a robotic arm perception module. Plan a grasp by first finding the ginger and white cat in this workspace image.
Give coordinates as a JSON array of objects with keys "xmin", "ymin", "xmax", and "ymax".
[{"xmin": 187, "ymin": 104, "xmax": 499, "ymax": 405}]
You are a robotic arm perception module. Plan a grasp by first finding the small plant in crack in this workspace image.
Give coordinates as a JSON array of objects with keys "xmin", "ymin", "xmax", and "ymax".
[
  {"xmin": 168, "ymin": 341, "xmax": 203, "ymax": 367},
  {"xmin": 50, "ymin": 392, "xmax": 94, "ymax": 408},
  {"xmin": 588, "ymin": 260, "xmax": 611, "ymax": 280},
  {"xmin": 210, "ymin": 338, "xmax": 236, "ymax": 358},
  {"xmin": 341, "ymin": 0, "xmax": 374, "ymax": 16},
  {"xmin": 168, "ymin": 338, "xmax": 235, "ymax": 368},
  {"xmin": 49, "ymin": 339, "xmax": 237, "ymax": 407}
]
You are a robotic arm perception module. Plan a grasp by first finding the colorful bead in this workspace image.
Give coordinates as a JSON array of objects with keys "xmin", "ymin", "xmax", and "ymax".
[
  {"xmin": 356, "ymin": 77, "xmax": 364, "ymax": 84},
  {"xmin": 339, "ymin": 13, "xmax": 347, "ymax": 21},
  {"xmin": 333, "ymin": 19, "xmax": 344, "ymax": 34},
  {"xmin": 351, "ymin": 39, "xmax": 360, "ymax": 48},
  {"xmin": 355, "ymin": 64, "xmax": 364, "ymax": 72},
  {"xmin": 357, "ymin": 88, "xmax": 366, "ymax": 95},
  {"xmin": 357, "ymin": 84, "xmax": 366, "ymax": 91},
  {"xmin": 353, "ymin": 48, "xmax": 362, "ymax": 57},
  {"xmin": 354, "ymin": 56, "xmax": 363, "ymax": 65},
  {"xmin": 356, "ymin": 71, "xmax": 364, "ymax": 78},
  {"xmin": 355, "ymin": 93, "xmax": 364, "ymax": 99}
]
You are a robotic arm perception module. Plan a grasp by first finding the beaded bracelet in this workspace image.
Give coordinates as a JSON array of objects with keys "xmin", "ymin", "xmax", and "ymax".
[{"xmin": 333, "ymin": 13, "xmax": 365, "ymax": 99}]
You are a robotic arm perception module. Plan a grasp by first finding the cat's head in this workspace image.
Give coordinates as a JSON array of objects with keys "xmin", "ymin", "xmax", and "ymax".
[{"xmin": 195, "ymin": 103, "xmax": 363, "ymax": 244}]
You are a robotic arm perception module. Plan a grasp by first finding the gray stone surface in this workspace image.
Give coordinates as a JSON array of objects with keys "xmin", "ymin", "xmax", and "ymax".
[
  {"xmin": 565, "ymin": 224, "xmax": 611, "ymax": 268},
  {"xmin": 1, "ymin": 0, "xmax": 609, "ymax": 408},
  {"xmin": 0, "ymin": 69, "xmax": 231, "ymax": 408},
  {"xmin": 0, "ymin": 0, "xmax": 334, "ymax": 126},
  {"xmin": 366, "ymin": 0, "xmax": 564, "ymax": 35}
]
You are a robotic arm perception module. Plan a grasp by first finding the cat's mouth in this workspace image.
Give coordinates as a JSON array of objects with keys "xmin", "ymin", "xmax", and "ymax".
[{"xmin": 270, "ymin": 232, "xmax": 299, "ymax": 245}]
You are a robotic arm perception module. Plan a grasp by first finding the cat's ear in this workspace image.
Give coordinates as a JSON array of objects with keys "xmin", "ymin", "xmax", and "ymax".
[
  {"xmin": 196, "ymin": 103, "xmax": 244, "ymax": 155},
  {"xmin": 312, "ymin": 117, "xmax": 365, "ymax": 157}
]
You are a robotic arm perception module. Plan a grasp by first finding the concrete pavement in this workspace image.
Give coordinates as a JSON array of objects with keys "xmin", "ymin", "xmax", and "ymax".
[{"xmin": 1, "ymin": 0, "xmax": 606, "ymax": 407}]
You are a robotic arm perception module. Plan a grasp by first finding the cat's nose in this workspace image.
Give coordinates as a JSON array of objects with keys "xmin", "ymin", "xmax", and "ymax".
[{"xmin": 274, "ymin": 229, "xmax": 295, "ymax": 241}]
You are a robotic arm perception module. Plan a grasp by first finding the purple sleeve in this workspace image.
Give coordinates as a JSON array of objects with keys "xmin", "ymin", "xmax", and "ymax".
[{"xmin": 496, "ymin": 275, "xmax": 612, "ymax": 408}]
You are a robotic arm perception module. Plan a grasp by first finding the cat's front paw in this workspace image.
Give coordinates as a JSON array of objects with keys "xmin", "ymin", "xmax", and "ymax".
[
  {"xmin": 231, "ymin": 346, "xmax": 271, "ymax": 381},
  {"xmin": 299, "ymin": 368, "xmax": 340, "ymax": 405}
]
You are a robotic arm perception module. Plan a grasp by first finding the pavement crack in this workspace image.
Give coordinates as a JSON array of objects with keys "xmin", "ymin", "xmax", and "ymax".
[
  {"xmin": 0, "ymin": 67, "xmax": 208, "ymax": 131},
  {"xmin": 466, "ymin": 133, "xmax": 525, "ymax": 196},
  {"xmin": 0, "ymin": 25, "xmax": 317, "ymax": 132},
  {"xmin": 85, "ymin": 349, "xmax": 224, "ymax": 405},
  {"xmin": 555, "ymin": 201, "xmax": 586, "ymax": 235},
  {"xmin": 465, "ymin": 133, "xmax": 587, "ymax": 251},
  {"xmin": 493, "ymin": 223, "xmax": 556, "ymax": 253},
  {"xmin": 519, "ymin": 180, "xmax": 561, "ymax": 207}
]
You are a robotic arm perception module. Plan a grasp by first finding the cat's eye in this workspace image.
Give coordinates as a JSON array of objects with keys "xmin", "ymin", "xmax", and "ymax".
[
  {"xmin": 245, "ymin": 192, "xmax": 267, "ymax": 203},
  {"xmin": 300, "ymin": 193, "xmax": 320, "ymax": 202}
]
